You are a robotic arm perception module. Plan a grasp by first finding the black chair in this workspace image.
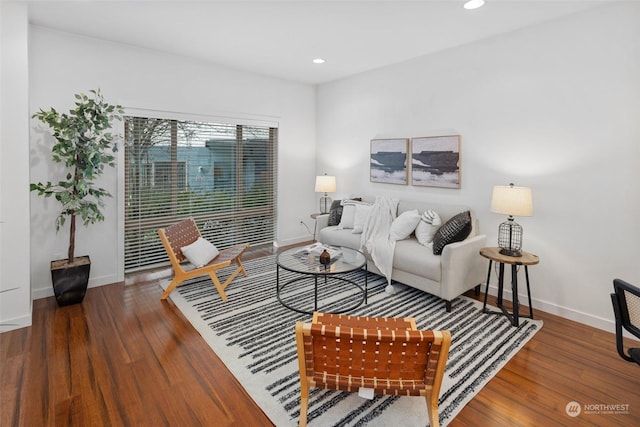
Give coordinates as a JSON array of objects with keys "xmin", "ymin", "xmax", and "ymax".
[{"xmin": 610, "ymin": 279, "xmax": 640, "ymax": 365}]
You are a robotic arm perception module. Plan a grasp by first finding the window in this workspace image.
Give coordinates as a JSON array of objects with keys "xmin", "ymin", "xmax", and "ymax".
[
  {"xmin": 154, "ymin": 161, "xmax": 186, "ymax": 190},
  {"xmin": 124, "ymin": 116, "xmax": 277, "ymax": 272}
]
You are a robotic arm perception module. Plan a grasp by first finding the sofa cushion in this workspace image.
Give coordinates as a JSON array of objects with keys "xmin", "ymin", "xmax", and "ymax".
[
  {"xmin": 318, "ymin": 226, "xmax": 362, "ymax": 249},
  {"xmin": 394, "ymin": 239, "xmax": 441, "ymax": 282},
  {"xmin": 415, "ymin": 210, "xmax": 442, "ymax": 246},
  {"xmin": 390, "ymin": 209, "xmax": 421, "ymax": 241},
  {"xmin": 432, "ymin": 210, "xmax": 472, "ymax": 255}
]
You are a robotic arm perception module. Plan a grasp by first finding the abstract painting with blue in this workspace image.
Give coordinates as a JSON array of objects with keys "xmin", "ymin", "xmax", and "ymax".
[
  {"xmin": 370, "ymin": 138, "xmax": 408, "ymax": 185},
  {"xmin": 411, "ymin": 135, "xmax": 461, "ymax": 188}
]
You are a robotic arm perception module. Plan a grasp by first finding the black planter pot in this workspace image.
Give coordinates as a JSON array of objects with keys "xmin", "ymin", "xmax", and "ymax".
[{"xmin": 51, "ymin": 255, "xmax": 91, "ymax": 306}]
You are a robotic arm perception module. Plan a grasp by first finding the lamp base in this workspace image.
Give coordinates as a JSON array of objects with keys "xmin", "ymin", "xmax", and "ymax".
[
  {"xmin": 497, "ymin": 218, "xmax": 523, "ymax": 258},
  {"xmin": 319, "ymin": 195, "xmax": 332, "ymax": 214},
  {"xmin": 499, "ymin": 248, "xmax": 523, "ymax": 257}
]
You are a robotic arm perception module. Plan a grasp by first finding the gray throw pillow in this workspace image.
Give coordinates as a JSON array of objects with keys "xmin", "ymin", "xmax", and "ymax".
[
  {"xmin": 327, "ymin": 200, "xmax": 343, "ymax": 226},
  {"xmin": 432, "ymin": 210, "xmax": 472, "ymax": 255}
]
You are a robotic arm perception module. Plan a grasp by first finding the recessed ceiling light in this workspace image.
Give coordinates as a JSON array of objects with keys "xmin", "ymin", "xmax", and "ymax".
[
  {"xmin": 312, "ymin": 58, "xmax": 325, "ymax": 64},
  {"xmin": 464, "ymin": 0, "xmax": 485, "ymax": 10}
]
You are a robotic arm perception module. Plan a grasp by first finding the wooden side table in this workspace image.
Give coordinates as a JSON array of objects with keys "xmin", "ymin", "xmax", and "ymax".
[{"xmin": 480, "ymin": 247, "xmax": 539, "ymax": 327}]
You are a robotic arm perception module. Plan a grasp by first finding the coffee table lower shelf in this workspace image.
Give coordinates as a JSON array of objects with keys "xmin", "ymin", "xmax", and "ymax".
[{"xmin": 276, "ymin": 272, "xmax": 367, "ymax": 315}]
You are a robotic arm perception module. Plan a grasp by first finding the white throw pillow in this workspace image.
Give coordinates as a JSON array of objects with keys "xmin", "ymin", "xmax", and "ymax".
[
  {"xmin": 352, "ymin": 203, "xmax": 373, "ymax": 234},
  {"xmin": 337, "ymin": 200, "xmax": 369, "ymax": 229},
  {"xmin": 337, "ymin": 204, "xmax": 357, "ymax": 229},
  {"xmin": 415, "ymin": 210, "xmax": 442, "ymax": 246},
  {"xmin": 389, "ymin": 209, "xmax": 421, "ymax": 241},
  {"xmin": 181, "ymin": 237, "xmax": 220, "ymax": 268}
]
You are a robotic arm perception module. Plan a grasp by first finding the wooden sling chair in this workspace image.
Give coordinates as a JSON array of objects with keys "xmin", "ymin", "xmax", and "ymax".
[
  {"xmin": 295, "ymin": 312, "xmax": 451, "ymax": 427},
  {"xmin": 158, "ymin": 217, "xmax": 249, "ymax": 301}
]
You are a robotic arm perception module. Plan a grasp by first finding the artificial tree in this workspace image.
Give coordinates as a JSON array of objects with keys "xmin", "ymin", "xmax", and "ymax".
[{"xmin": 31, "ymin": 89, "xmax": 123, "ymax": 304}]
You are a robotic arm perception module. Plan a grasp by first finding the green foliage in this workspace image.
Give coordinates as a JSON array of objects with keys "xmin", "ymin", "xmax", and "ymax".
[{"xmin": 31, "ymin": 89, "xmax": 124, "ymax": 261}]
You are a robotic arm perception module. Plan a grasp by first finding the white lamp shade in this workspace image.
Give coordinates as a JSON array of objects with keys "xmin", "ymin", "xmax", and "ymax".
[
  {"xmin": 491, "ymin": 185, "xmax": 533, "ymax": 217},
  {"xmin": 315, "ymin": 175, "xmax": 336, "ymax": 193},
  {"xmin": 464, "ymin": 0, "xmax": 485, "ymax": 10}
]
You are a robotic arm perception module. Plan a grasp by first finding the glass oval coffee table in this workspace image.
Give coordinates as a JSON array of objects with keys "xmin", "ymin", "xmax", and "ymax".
[{"xmin": 276, "ymin": 246, "xmax": 368, "ymax": 315}]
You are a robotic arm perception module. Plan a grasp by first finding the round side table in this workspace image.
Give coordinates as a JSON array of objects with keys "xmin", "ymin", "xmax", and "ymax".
[{"xmin": 480, "ymin": 247, "xmax": 539, "ymax": 327}]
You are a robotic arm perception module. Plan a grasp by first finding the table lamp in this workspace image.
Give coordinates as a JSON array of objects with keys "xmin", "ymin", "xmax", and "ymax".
[
  {"xmin": 491, "ymin": 183, "xmax": 533, "ymax": 257},
  {"xmin": 315, "ymin": 174, "xmax": 336, "ymax": 214}
]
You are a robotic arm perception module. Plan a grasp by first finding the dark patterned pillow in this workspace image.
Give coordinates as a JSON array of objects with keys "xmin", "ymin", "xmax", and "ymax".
[
  {"xmin": 327, "ymin": 200, "xmax": 343, "ymax": 226},
  {"xmin": 432, "ymin": 210, "xmax": 472, "ymax": 255}
]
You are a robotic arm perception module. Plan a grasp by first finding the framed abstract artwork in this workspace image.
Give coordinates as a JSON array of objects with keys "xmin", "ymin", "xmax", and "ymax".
[
  {"xmin": 411, "ymin": 135, "xmax": 461, "ymax": 188},
  {"xmin": 370, "ymin": 138, "xmax": 409, "ymax": 185}
]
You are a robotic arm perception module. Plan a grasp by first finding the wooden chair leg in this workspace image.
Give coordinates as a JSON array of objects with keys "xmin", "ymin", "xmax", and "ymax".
[
  {"xmin": 210, "ymin": 258, "xmax": 247, "ymax": 301},
  {"xmin": 236, "ymin": 258, "xmax": 248, "ymax": 277},
  {"xmin": 425, "ymin": 392, "xmax": 440, "ymax": 427},
  {"xmin": 217, "ymin": 265, "xmax": 243, "ymax": 298},
  {"xmin": 299, "ymin": 392, "xmax": 309, "ymax": 427},
  {"xmin": 161, "ymin": 252, "xmax": 247, "ymax": 301},
  {"xmin": 160, "ymin": 277, "xmax": 183, "ymax": 300},
  {"xmin": 209, "ymin": 271, "xmax": 228, "ymax": 301}
]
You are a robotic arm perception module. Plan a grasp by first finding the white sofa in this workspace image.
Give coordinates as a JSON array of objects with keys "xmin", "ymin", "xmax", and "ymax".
[{"xmin": 316, "ymin": 197, "xmax": 487, "ymax": 312}]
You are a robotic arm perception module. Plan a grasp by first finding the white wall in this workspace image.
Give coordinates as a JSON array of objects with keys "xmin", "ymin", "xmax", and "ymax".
[
  {"xmin": 0, "ymin": 2, "xmax": 32, "ymax": 332},
  {"xmin": 316, "ymin": 2, "xmax": 640, "ymax": 331},
  {"xmin": 28, "ymin": 26, "xmax": 317, "ymax": 301}
]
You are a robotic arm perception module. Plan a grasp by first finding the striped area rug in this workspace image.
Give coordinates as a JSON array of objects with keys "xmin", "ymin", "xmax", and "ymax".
[{"xmin": 162, "ymin": 255, "xmax": 542, "ymax": 426}]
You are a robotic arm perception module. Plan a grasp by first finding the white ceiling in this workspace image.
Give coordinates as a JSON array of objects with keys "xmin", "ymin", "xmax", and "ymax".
[{"xmin": 25, "ymin": 0, "xmax": 608, "ymax": 85}]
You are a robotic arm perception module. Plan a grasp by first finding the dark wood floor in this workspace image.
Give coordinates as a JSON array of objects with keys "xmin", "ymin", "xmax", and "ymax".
[{"xmin": 2, "ymin": 243, "xmax": 639, "ymax": 426}]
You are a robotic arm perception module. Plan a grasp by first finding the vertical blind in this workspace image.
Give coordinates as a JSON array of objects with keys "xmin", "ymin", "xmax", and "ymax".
[{"xmin": 124, "ymin": 116, "xmax": 278, "ymax": 272}]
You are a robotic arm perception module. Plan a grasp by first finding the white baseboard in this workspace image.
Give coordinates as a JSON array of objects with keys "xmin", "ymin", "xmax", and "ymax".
[
  {"xmin": 0, "ymin": 312, "xmax": 32, "ymax": 333},
  {"xmin": 485, "ymin": 284, "xmax": 615, "ymax": 334},
  {"xmin": 32, "ymin": 272, "xmax": 120, "ymax": 300},
  {"xmin": 275, "ymin": 234, "xmax": 312, "ymax": 248}
]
